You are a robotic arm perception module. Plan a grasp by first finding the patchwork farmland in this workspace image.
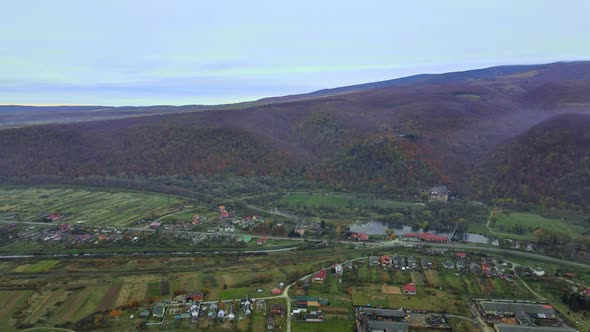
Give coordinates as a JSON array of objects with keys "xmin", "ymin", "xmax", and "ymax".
[{"xmin": 0, "ymin": 186, "xmax": 187, "ymax": 226}]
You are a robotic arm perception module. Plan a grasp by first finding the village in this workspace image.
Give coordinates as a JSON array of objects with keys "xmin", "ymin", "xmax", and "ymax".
[{"xmin": 95, "ymin": 246, "xmax": 581, "ymax": 332}]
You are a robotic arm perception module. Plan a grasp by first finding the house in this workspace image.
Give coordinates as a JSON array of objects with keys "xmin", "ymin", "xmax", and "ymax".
[
  {"xmin": 257, "ymin": 237, "xmax": 268, "ymax": 245},
  {"xmin": 294, "ymin": 225, "xmax": 306, "ymax": 236},
  {"xmin": 266, "ymin": 317, "xmax": 275, "ymax": 329},
  {"xmin": 46, "ymin": 213, "xmax": 64, "ymax": 222},
  {"xmin": 152, "ymin": 306, "xmax": 165, "ymax": 318},
  {"xmin": 333, "ymin": 263, "xmax": 343, "ymax": 274},
  {"xmin": 344, "ymin": 260, "xmax": 354, "ymax": 270},
  {"xmin": 380, "ymin": 255, "xmax": 392, "ymax": 267},
  {"xmin": 403, "ymin": 282, "xmax": 417, "ymax": 295},
  {"xmin": 443, "ymin": 261, "xmax": 455, "ymax": 270},
  {"xmin": 217, "ymin": 309, "xmax": 225, "ymax": 322},
  {"xmin": 351, "ymin": 232, "xmax": 369, "ymax": 241},
  {"xmin": 369, "ymin": 256, "xmax": 379, "ymax": 267},
  {"xmin": 270, "ymin": 304, "xmax": 285, "ymax": 317},
  {"xmin": 271, "ymin": 288, "xmax": 282, "ymax": 295},
  {"xmin": 564, "ymin": 272, "xmax": 577, "ymax": 278},
  {"xmin": 428, "ymin": 186, "xmax": 449, "ymax": 202},
  {"xmin": 421, "ymin": 258, "xmax": 432, "ymax": 269},
  {"xmin": 305, "ymin": 311, "xmax": 324, "ymax": 322},
  {"xmin": 139, "ymin": 309, "xmax": 151, "ymax": 318},
  {"xmin": 150, "ymin": 221, "xmax": 161, "ymax": 229},
  {"xmin": 455, "ymin": 252, "xmax": 467, "ymax": 259},
  {"xmin": 312, "ymin": 269, "xmax": 327, "ymax": 283},
  {"xmin": 456, "ymin": 260, "xmax": 466, "ymax": 271},
  {"xmin": 186, "ymin": 291, "xmax": 203, "ymax": 302},
  {"xmin": 406, "ymin": 256, "xmax": 418, "ymax": 269},
  {"xmin": 241, "ymin": 298, "xmax": 252, "ymax": 312}
]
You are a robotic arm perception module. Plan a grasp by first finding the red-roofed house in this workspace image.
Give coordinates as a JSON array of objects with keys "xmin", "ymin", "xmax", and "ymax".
[
  {"xmin": 403, "ymin": 282, "xmax": 417, "ymax": 295},
  {"xmin": 271, "ymin": 288, "xmax": 282, "ymax": 295},
  {"xmin": 455, "ymin": 252, "xmax": 467, "ymax": 259},
  {"xmin": 379, "ymin": 255, "xmax": 392, "ymax": 267},
  {"xmin": 351, "ymin": 233, "xmax": 369, "ymax": 241},
  {"xmin": 150, "ymin": 221, "xmax": 161, "ymax": 229},
  {"xmin": 312, "ymin": 269, "xmax": 327, "ymax": 283},
  {"xmin": 47, "ymin": 214, "xmax": 64, "ymax": 222}
]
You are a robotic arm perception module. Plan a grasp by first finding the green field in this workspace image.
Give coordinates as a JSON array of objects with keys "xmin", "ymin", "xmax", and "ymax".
[
  {"xmin": 279, "ymin": 193, "xmax": 416, "ymax": 209},
  {"xmin": 0, "ymin": 186, "xmax": 187, "ymax": 226},
  {"xmin": 492, "ymin": 211, "xmax": 583, "ymax": 239},
  {"xmin": 14, "ymin": 260, "xmax": 60, "ymax": 273}
]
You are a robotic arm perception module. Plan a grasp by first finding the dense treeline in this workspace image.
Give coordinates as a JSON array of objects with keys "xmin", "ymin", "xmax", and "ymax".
[
  {"xmin": 473, "ymin": 114, "xmax": 590, "ymax": 211},
  {"xmin": 2, "ymin": 63, "xmax": 590, "ymax": 209}
]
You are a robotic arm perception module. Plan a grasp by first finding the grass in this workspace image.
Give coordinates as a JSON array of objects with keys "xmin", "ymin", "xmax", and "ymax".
[
  {"xmin": 13, "ymin": 260, "xmax": 60, "ymax": 273},
  {"xmin": 0, "ymin": 290, "xmax": 32, "ymax": 331},
  {"xmin": 292, "ymin": 320, "xmax": 354, "ymax": 332},
  {"xmin": 491, "ymin": 212, "xmax": 582, "ymax": 239},
  {"xmin": 279, "ymin": 193, "xmax": 416, "ymax": 210},
  {"xmin": 0, "ymin": 186, "xmax": 187, "ymax": 226}
]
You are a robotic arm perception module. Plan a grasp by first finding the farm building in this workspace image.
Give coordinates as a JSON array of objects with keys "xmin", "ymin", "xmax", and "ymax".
[
  {"xmin": 493, "ymin": 324, "xmax": 576, "ymax": 332},
  {"xmin": 150, "ymin": 221, "xmax": 161, "ymax": 229},
  {"xmin": 429, "ymin": 185, "xmax": 449, "ymax": 202},
  {"xmin": 365, "ymin": 320, "xmax": 409, "ymax": 332},
  {"xmin": 363, "ymin": 308, "xmax": 406, "ymax": 321},
  {"xmin": 480, "ymin": 301, "xmax": 557, "ymax": 323}
]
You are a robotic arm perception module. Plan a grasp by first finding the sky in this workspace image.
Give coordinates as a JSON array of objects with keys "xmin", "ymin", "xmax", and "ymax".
[{"xmin": 1, "ymin": 0, "xmax": 589, "ymax": 106}]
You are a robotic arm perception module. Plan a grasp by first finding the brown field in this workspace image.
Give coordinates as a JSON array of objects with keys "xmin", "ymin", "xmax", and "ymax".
[
  {"xmin": 97, "ymin": 284, "xmax": 121, "ymax": 311},
  {"xmin": 25, "ymin": 289, "xmax": 70, "ymax": 324},
  {"xmin": 382, "ymin": 284, "xmax": 402, "ymax": 295},
  {"xmin": 53, "ymin": 288, "xmax": 90, "ymax": 323}
]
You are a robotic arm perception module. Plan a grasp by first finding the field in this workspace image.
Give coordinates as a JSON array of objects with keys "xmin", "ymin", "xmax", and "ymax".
[
  {"xmin": 14, "ymin": 260, "xmax": 60, "ymax": 273},
  {"xmin": 279, "ymin": 192, "xmax": 416, "ymax": 210},
  {"xmin": 0, "ymin": 186, "xmax": 187, "ymax": 226},
  {"xmin": 0, "ymin": 290, "xmax": 33, "ymax": 331},
  {"xmin": 491, "ymin": 211, "xmax": 583, "ymax": 239}
]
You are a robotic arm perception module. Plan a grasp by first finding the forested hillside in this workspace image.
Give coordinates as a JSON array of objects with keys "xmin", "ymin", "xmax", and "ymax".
[
  {"xmin": 1, "ymin": 62, "xmax": 590, "ymax": 207},
  {"xmin": 473, "ymin": 114, "xmax": 590, "ymax": 210}
]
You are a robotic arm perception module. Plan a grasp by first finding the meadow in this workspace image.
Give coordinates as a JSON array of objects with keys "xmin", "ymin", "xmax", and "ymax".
[
  {"xmin": 279, "ymin": 192, "xmax": 416, "ymax": 210},
  {"xmin": 491, "ymin": 211, "xmax": 584, "ymax": 240},
  {"xmin": 0, "ymin": 186, "xmax": 188, "ymax": 226}
]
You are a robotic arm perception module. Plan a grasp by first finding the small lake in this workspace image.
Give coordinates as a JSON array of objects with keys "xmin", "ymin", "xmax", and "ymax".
[{"xmin": 350, "ymin": 220, "xmax": 499, "ymax": 246}]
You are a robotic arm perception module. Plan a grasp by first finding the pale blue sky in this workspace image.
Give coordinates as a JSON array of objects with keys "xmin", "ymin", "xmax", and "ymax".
[{"xmin": 1, "ymin": 0, "xmax": 589, "ymax": 106}]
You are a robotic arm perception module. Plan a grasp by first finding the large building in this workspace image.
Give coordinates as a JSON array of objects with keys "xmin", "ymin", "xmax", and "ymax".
[
  {"xmin": 493, "ymin": 324, "xmax": 577, "ymax": 332},
  {"xmin": 428, "ymin": 186, "xmax": 449, "ymax": 202}
]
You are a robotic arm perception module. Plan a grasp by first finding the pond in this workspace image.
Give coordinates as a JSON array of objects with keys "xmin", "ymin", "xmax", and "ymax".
[{"xmin": 349, "ymin": 220, "xmax": 499, "ymax": 246}]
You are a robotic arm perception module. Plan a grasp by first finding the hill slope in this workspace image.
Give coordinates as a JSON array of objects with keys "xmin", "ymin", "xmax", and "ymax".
[
  {"xmin": 473, "ymin": 113, "xmax": 590, "ymax": 209},
  {"xmin": 1, "ymin": 61, "xmax": 590, "ymax": 205}
]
